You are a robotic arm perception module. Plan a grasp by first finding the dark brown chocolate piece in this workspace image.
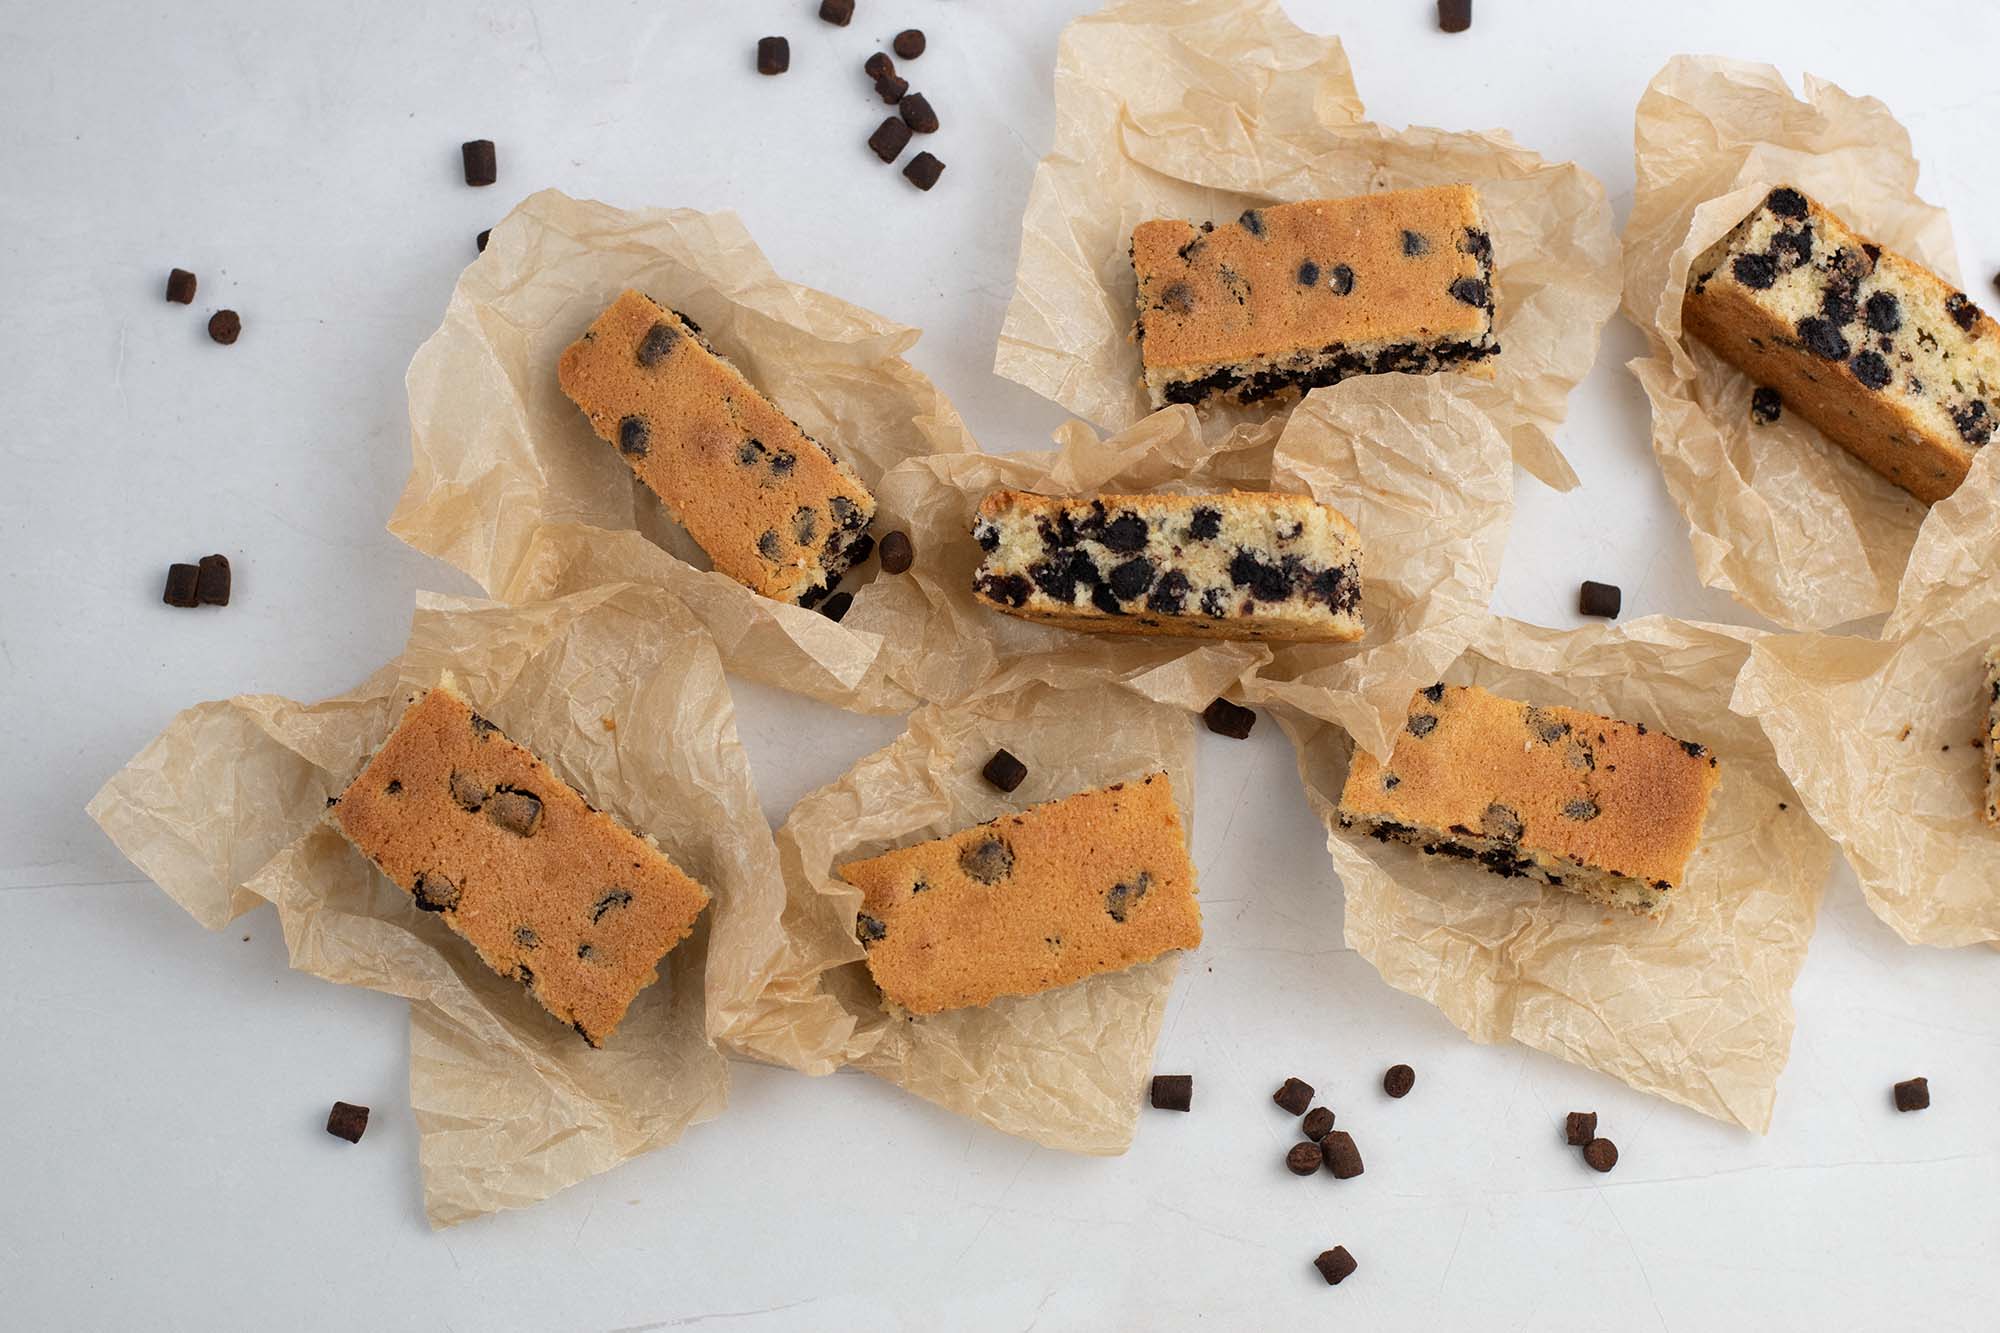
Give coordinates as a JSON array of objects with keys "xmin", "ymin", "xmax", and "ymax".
[
  {"xmin": 1383, "ymin": 1063, "xmax": 1415, "ymax": 1098},
  {"xmin": 1578, "ymin": 580, "xmax": 1621, "ymax": 619},
  {"xmin": 865, "ymin": 52, "xmax": 895, "ymax": 81},
  {"xmin": 1583, "ymin": 1137, "xmax": 1618, "ymax": 1172},
  {"xmin": 207, "ymin": 310, "xmax": 241, "ymax": 345},
  {"xmin": 1564, "ymin": 1111, "xmax": 1597, "ymax": 1146},
  {"xmin": 869, "ymin": 116, "xmax": 913, "ymax": 163},
  {"xmin": 903, "ymin": 151, "xmax": 944, "ymax": 191},
  {"xmin": 1149, "ymin": 1073, "xmax": 1193, "ymax": 1111},
  {"xmin": 893, "ymin": 29, "xmax": 925, "ymax": 59},
  {"xmin": 1301, "ymin": 1106, "xmax": 1335, "ymax": 1141},
  {"xmin": 461, "ymin": 139, "xmax": 496, "ymax": 186},
  {"xmin": 1437, "ymin": 0, "xmax": 1472, "ymax": 33},
  {"xmin": 1314, "ymin": 1246, "xmax": 1358, "ymax": 1286},
  {"xmin": 1286, "ymin": 1141, "xmax": 1324, "ymax": 1175},
  {"xmin": 1274, "ymin": 1077, "xmax": 1313, "ymax": 1115},
  {"xmin": 195, "ymin": 554, "xmax": 231, "ymax": 606},
  {"xmin": 878, "ymin": 530, "xmax": 914, "ymax": 574},
  {"xmin": 1322, "ymin": 1130, "xmax": 1364, "ymax": 1179},
  {"xmin": 1894, "ymin": 1077, "xmax": 1930, "ymax": 1112},
  {"xmin": 1202, "ymin": 698, "xmax": 1256, "ymax": 740},
  {"xmin": 874, "ymin": 73, "xmax": 909, "ymax": 105},
  {"xmin": 820, "ymin": 591, "xmax": 854, "ymax": 623},
  {"xmin": 981, "ymin": 748, "xmax": 1029, "ymax": 793},
  {"xmin": 166, "ymin": 268, "xmax": 197, "ymax": 304},
  {"xmin": 325, "ymin": 1100, "xmax": 370, "ymax": 1143},
  {"xmin": 899, "ymin": 93, "xmax": 938, "ymax": 135},
  {"xmin": 818, "ymin": 0, "xmax": 853, "ymax": 25},
  {"xmin": 476, "ymin": 229, "xmax": 491, "ymax": 253},
  {"xmin": 757, "ymin": 36, "xmax": 790, "ymax": 76},
  {"xmin": 163, "ymin": 563, "xmax": 200, "ymax": 608}
]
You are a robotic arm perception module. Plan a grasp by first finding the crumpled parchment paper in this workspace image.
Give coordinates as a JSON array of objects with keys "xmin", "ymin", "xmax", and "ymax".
[
  {"xmin": 760, "ymin": 682, "xmax": 1198, "ymax": 1153},
  {"xmin": 86, "ymin": 583, "xmax": 796, "ymax": 1225},
  {"xmin": 1732, "ymin": 442, "xmax": 2000, "ymax": 947},
  {"xmin": 993, "ymin": 0, "xmax": 1621, "ymax": 491},
  {"xmin": 388, "ymin": 188, "xmax": 981, "ymax": 711},
  {"xmin": 1278, "ymin": 616, "xmax": 1833, "ymax": 1132},
  {"xmin": 1625, "ymin": 55, "xmax": 1965, "ymax": 631}
]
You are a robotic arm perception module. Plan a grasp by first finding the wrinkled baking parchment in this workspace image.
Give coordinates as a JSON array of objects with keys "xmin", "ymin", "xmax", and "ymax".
[
  {"xmin": 1625, "ymin": 55, "xmax": 1965, "ymax": 631},
  {"xmin": 759, "ymin": 682, "xmax": 1197, "ymax": 1153},
  {"xmin": 388, "ymin": 189, "xmax": 981, "ymax": 711},
  {"xmin": 1279, "ymin": 616, "xmax": 1832, "ymax": 1132},
  {"xmin": 86, "ymin": 584, "xmax": 796, "ymax": 1225},
  {"xmin": 1732, "ymin": 443, "xmax": 2000, "ymax": 947},
  {"xmin": 993, "ymin": 0, "xmax": 1621, "ymax": 491}
]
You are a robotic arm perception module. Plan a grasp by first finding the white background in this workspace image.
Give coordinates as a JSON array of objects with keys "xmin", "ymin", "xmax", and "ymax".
[{"xmin": 4, "ymin": 1, "xmax": 1998, "ymax": 1328}]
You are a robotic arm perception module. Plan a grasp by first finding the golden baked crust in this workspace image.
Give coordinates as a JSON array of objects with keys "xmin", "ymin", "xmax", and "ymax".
[
  {"xmin": 969, "ymin": 489, "xmax": 1363, "ymax": 642},
  {"xmin": 1336, "ymin": 684, "xmax": 1721, "ymax": 919},
  {"xmin": 1131, "ymin": 186, "xmax": 1499, "ymax": 409},
  {"xmin": 330, "ymin": 685, "xmax": 710, "ymax": 1045},
  {"xmin": 1684, "ymin": 186, "xmax": 2000, "ymax": 504},
  {"xmin": 557, "ymin": 289, "xmax": 877, "ymax": 603},
  {"xmin": 837, "ymin": 772, "xmax": 1202, "ymax": 1015}
]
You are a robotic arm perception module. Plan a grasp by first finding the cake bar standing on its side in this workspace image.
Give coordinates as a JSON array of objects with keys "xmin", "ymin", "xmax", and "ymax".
[
  {"xmin": 558, "ymin": 289, "xmax": 878, "ymax": 606},
  {"xmin": 1130, "ymin": 185, "xmax": 1500, "ymax": 410},
  {"xmin": 1335, "ymin": 684, "xmax": 1721, "ymax": 919},
  {"xmin": 330, "ymin": 684, "xmax": 711, "ymax": 1046},
  {"xmin": 837, "ymin": 773, "xmax": 1202, "ymax": 1015},
  {"xmin": 1684, "ymin": 186, "xmax": 2000, "ymax": 504},
  {"xmin": 1984, "ymin": 645, "xmax": 2000, "ymax": 825},
  {"xmin": 970, "ymin": 490, "xmax": 1364, "ymax": 642}
]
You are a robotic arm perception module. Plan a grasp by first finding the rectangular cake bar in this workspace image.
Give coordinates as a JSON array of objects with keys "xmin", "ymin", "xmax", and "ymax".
[
  {"xmin": 558, "ymin": 289, "xmax": 878, "ymax": 605},
  {"xmin": 837, "ymin": 772, "xmax": 1202, "ymax": 1015},
  {"xmin": 330, "ymin": 684, "xmax": 711, "ymax": 1045},
  {"xmin": 1335, "ymin": 684, "xmax": 1721, "ymax": 919},
  {"xmin": 1684, "ymin": 185, "xmax": 2000, "ymax": 504},
  {"xmin": 1984, "ymin": 645, "xmax": 2000, "ymax": 825},
  {"xmin": 1130, "ymin": 185, "xmax": 1500, "ymax": 410},
  {"xmin": 970, "ymin": 489, "xmax": 1364, "ymax": 642}
]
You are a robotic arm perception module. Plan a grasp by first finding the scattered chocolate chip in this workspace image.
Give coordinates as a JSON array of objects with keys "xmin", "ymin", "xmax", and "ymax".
[
  {"xmin": 1202, "ymin": 697, "xmax": 1256, "ymax": 740},
  {"xmin": 893, "ymin": 28, "xmax": 926, "ymax": 59},
  {"xmin": 903, "ymin": 151, "xmax": 945, "ymax": 191},
  {"xmin": 476, "ymin": 229, "xmax": 490, "ymax": 253},
  {"xmin": 1104, "ymin": 872, "xmax": 1150, "ymax": 923},
  {"xmin": 1583, "ymin": 1137, "xmax": 1618, "ymax": 1172},
  {"xmin": 162, "ymin": 563, "xmax": 200, "ymax": 607},
  {"xmin": 1150, "ymin": 1073, "xmax": 1193, "ymax": 1112},
  {"xmin": 1401, "ymin": 230, "xmax": 1429, "ymax": 257},
  {"xmin": 1448, "ymin": 277, "xmax": 1490, "ymax": 308},
  {"xmin": 617, "ymin": 415, "xmax": 650, "ymax": 458},
  {"xmin": 1562, "ymin": 798, "xmax": 1601, "ymax": 821},
  {"xmin": 856, "ymin": 913, "xmax": 887, "ymax": 946},
  {"xmin": 756, "ymin": 36, "xmax": 790, "ymax": 76},
  {"xmin": 1578, "ymin": 580, "xmax": 1621, "ymax": 618},
  {"xmin": 1297, "ymin": 259, "xmax": 1320, "ymax": 286},
  {"xmin": 874, "ymin": 73, "xmax": 909, "ymax": 104},
  {"xmin": 817, "ymin": 0, "xmax": 852, "ymax": 25},
  {"xmin": 1731, "ymin": 253, "xmax": 1776, "ymax": 290},
  {"xmin": 195, "ymin": 554, "xmax": 231, "ymax": 606},
  {"xmin": 207, "ymin": 310, "xmax": 241, "ymax": 345},
  {"xmin": 1766, "ymin": 187, "xmax": 1807, "ymax": 220},
  {"xmin": 590, "ymin": 887, "xmax": 633, "ymax": 922},
  {"xmin": 1314, "ymin": 1246, "xmax": 1358, "ymax": 1286},
  {"xmin": 1239, "ymin": 209, "xmax": 1265, "ymax": 238},
  {"xmin": 1328, "ymin": 263, "xmax": 1355, "ymax": 295},
  {"xmin": 981, "ymin": 748, "xmax": 1028, "ymax": 793},
  {"xmin": 1322, "ymin": 1130, "xmax": 1364, "ymax": 1179},
  {"xmin": 485, "ymin": 788, "xmax": 543, "ymax": 837},
  {"xmin": 1565, "ymin": 1111, "xmax": 1598, "ymax": 1146},
  {"xmin": 449, "ymin": 769, "xmax": 487, "ymax": 811},
  {"xmin": 959, "ymin": 835, "xmax": 1015, "ymax": 884},
  {"xmin": 1160, "ymin": 281, "xmax": 1196, "ymax": 316},
  {"xmin": 1893, "ymin": 1077, "xmax": 1930, "ymax": 1112},
  {"xmin": 325, "ymin": 1101, "xmax": 370, "ymax": 1144},
  {"xmin": 165, "ymin": 268, "xmax": 197, "ymax": 304},
  {"xmin": 514, "ymin": 926, "xmax": 539, "ymax": 949},
  {"xmin": 820, "ymin": 591, "xmax": 854, "ymax": 622},
  {"xmin": 1945, "ymin": 293, "xmax": 1978, "ymax": 332},
  {"xmin": 877, "ymin": 529, "xmax": 914, "ymax": 574},
  {"xmin": 1750, "ymin": 385, "xmax": 1782, "ymax": 425},
  {"xmin": 1274, "ymin": 1077, "xmax": 1314, "ymax": 1116},
  {"xmin": 637, "ymin": 322, "xmax": 679, "ymax": 367},
  {"xmin": 1797, "ymin": 316, "xmax": 1849, "ymax": 361},
  {"xmin": 460, "ymin": 139, "xmax": 496, "ymax": 187},
  {"xmin": 1301, "ymin": 1107, "xmax": 1336, "ymax": 1141},
  {"xmin": 1287, "ymin": 1142, "xmax": 1324, "ymax": 1175},
  {"xmin": 412, "ymin": 871, "xmax": 462, "ymax": 913},
  {"xmin": 864, "ymin": 51, "xmax": 894, "ymax": 81},
  {"xmin": 1851, "ymin": 350, "xmax": 1891, "ymax": 390},
  {"xmin": 1383, "ymin": 1064, "xmax": 1415, "ymax": 1098},
  {"xmin": 1407, "ymin": 713, "xmax": 1439, "ymax": 739},
  {"xmin": 1864, "ymin": 291, "xmax": 1901, "ymax": 334},
  {"xmin": 899, "ymin": 93, "xmax": 939, "ymax": 135}
]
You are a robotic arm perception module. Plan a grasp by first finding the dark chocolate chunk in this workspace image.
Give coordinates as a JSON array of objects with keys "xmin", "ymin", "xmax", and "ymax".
[
  {"xmin": 637, "ymin": 321, "xmax": 679, "ymax": 367},
  {"xmin": 1952, "ymin": 400, "xmax": 1993, "ymax": 447},
  {"xmin": 793, "ymin": 506, "xmax": 820, "ymax": 546},
  {"xmin": 325, "ymin": 1101, "xmax": 370, "ymax": 1144},
  {"xmin": 1797, "ymin": 316, "xmax": 1849, "ymax": 361},
  {"xmin": 1437, "ymin": 0, "xmax": 1472, "ymax": 32},
  {"xmin": 976, "ymin": 572, "xmax": 1032, "ymax": 607},
  {"xmin": 864, "ymin": 51, "xmax": 894, "ymax": 81},
  {"xmin": 1274, "ymin": 1077, "xmax": 1314, "ymax": 1115},
  {"xmin": 1564, "ymin": 1111, "xmax": 1597, "ymax": 1146},
  {"xmin": 1100, "ymin": 512, "xmax": 1149, "ymax": 553},
  {"xmin": 757, "ymin": 36, "xmax": 790, "ymax": 75},
  {"xmin": 1482, "ymin": 802, "xmax": 1523, "ymax": 842},
  {"xmin": 1149, "ymin": 1073, "xmax": 1193, "ymax": 1112},
  {"xmin": 1562, "ymin": 799, "xmax": 1601, "ymax": 821},
  {"xmin": 893, "ymin": 28, "xmax": 925, "ymax": 59},
  {"xmin": 485, "ymin": 787, "xmax": 543, "ymax": 837},
  {"xmin": 899, "ymin": 93, "xmax": 938, "ymax": 135},
  {"xmin": 902, "ymin": 151, "xmax": 944, "ymax": 191},
  {"xmin": 1382, "ymin": 1064, "xmax": 1415, "ymax": 1098},
  {"xmin": 1297, "ymin": 259, "xmax": 1319, "ymax": 286},
  {"xmin": 1583, "ymin": 1137, "xmax": 1618, "ymax": 1173},
  {"xmin": 412, "ymin": 871, "xmax": 461, "ymax": 913},
  {"xmin": 476, "ymin": 229, "xmax": 490, "ymax": 253},
  {"xmin": 1314, "ymin": 1246, "xmax": 1358, "ymax": 1286},
  {"xmin": 618, "ymin": 415, "xmax": 650, "ymax": 457},
  {"xmin": 855, "ymin": 913, "xmax": 887, "ymax": 946},
  {"xmin": 1577, "ymin": 579, "xmax": 1620, "ymax": 618},
  {"xmin": 1945, "ymin": 293, "xmax": 1979, "ymax": 332},
  {"xmin": 514, "ymin": 926, "xmax": 539, "ymax": 949},
  {"xmin": 756, "ymin": 530, "xmax": 784, "ymax": 562},
  {"xmin": 1421, "ymin": 682, "xmax": 1445, "ymax": 702},
  {"xmin": 1401, "ymin": 229, "xmax": 1429, "ymax": 257},
  {"xmin": 1770, "ymin": 226, "xmax": 1813, "ymax": 268},
  {"xmin": 874, "ymin": 73, "xmax": 909, "ymax": 105},
  {"xmin": 1104, "ymin": 872, "xmax": 1150, "ymax": 923},
  {"xmin": 1448, "ymin": 277, "xmax": 1490, "ymax": 308},
  {"xmin": 1160, "ymin": 281, "xmax": 1196, "ymax": 316},
  {"xmin": 1328, "ymin": 263, "xmax": 1355, "ymax": 295},
  {"xmin": 1107, "ymin": 557, "xmax": 1154, "ymax": 600},
  {"xmin": 1228, "ymin": 549, "xmax": 1290, "ymax": 601},
  {"xmin": 1864, "ymin": 291, "xmax": 1901, "ymax": 334},
  {"xmin": 195, "ymin": 554, "xmax": 231, "ymax": 607},
  {"xmin": 981, "ymin": 748, "xmax": 1028, "ymax": 793},
  {"xmin": 1750, "ymin": 385, "xmax": 1783, "ymax": 425},
  {"xmin": 1893, "ymin": 1077, "xmax": 1930, "ymax": 1112},
  {"xmin": 1766, "ymin": 187, "xmax": 1807, "ymax": 219},
  {"xmin": 165, "ymin": 268, "xmax": 197, "ymax": 304},
  {"xmin": 1146, "ymin": 570, "xmax": 1191, "ymax": 615},
  {"xmin": 1851, "ymin": 350, "xmax": 1891, "ymax": 390},
  {"xmin": 1322, "ymin": 1130, "xmax": 1364, "ymax": 1179},
  {"xmin": 877, "ymin": 529, "xmax": 914, "ymax": 574},
  {"xmin": 1407, "ymin": 713, "xmax": 1439, "ymax": 739},
  {"xmin": 1239, "ymin": 209, "xmax": 1265, "ymax": 238},
  {"xmin": 1287, "ymin": 1142, "xmax": 1324, "ymax": 1175},
  {"xmin": 817, "ymin": 0, "xmax": 853, "ymax": 25},
  {"xmin": 959, "ymin": 835, "xmax": 1015, "ymax": 884},
  {"xmin": 162, "ymin": 563, "xmax": 200, "ymax": 607},
  {"xmin": 1731, "ymin": 253, "xmax": 1776, "ymax": 290},
  {"xmin": 820, "ymin": 591, "xmax": 854, "ymax": 622},
  {"xmin": 868, "ymin": 115, "xmax": 912, "ymax": 163},
  {"xmin": 460, "ymin": 139, "xmax": 496, "ymax": 187},
  {"xmin": 590, "ymin": 888, "xmax": 633, "ymax": 922},
  {"xmin": 1301, "ymin": 1107, "xmax": 1335, "ymax": 1141},
  {"xmin": 1187, "ymin": 506, "xmax": 1222, "ymax": 541},
  {"xmin": 449, "ymin": 769, "xmax": 487, "ymax": 811},
  {"xmin": 770, "ymin": 449, "xmax": 798, "ymax": 477},
  {"xmin": 207, "ymin": 310, "xmax": 241, "ymax": 345},
  {"xmin": 1202, "ymin": 697, "xmax": 1257, "ymax": 740}
]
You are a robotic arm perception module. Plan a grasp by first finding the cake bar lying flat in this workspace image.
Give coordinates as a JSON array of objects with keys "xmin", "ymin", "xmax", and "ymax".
[
  {"xmin": 558, "ymin": 289, "xmax": 877, "ymax": 605},
  {"xmin": 331, "ymin": 685, "xmax": 711, "ymax": 1045},
  {"xmin": 838, "ymin": 772, "xmax": 1202, "ymax": 1015},
  {"xmin": 1336, "ymin": 684, "xmax": 1720, "ymax": 919},
  {"xmin": 1130, "ymin": 185, "xmax": 1500, "ymax": 410},
  {"xmin": 1684, "ymin": 186, "xmax": 2000, "ymax": 504},
  {"xmin": 1984, "ymin": 646, "xmax": 2000, "ymax": 825},
  {"xmin": 970, "ymin": 490, "xmax": 1363, "ymax": 642}
]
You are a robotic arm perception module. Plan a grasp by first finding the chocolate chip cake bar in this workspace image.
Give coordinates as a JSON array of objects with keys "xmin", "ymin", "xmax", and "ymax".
[
  {"xmin": 1684, "ymin": 186, "xmax": 2000, "ymax": 503},
  {"xmin": 1130, "ymin": 185, "xmax": 1500, "ymax": 410},
  {"xmin": 1336, "ymin": 684, "xmax": 1721, "ymax": 919},
  {"xmin": 838, "ymin": 772, "xmax": 1202, "ymax": 1015},
  {"xmin": 330, "ymin": 684, "xmax": 711, "ymax": 1046},
  {"xmin": 558, "ymin": 289, "xmax": 877, "ymax": 606},
  {"xmin": 970, "ymin": 490, "xmax": 1364, "ymax": 641},
  {"xmin": 1984, "ymin": 645, "xmax": 2000, "ymax": 825}
]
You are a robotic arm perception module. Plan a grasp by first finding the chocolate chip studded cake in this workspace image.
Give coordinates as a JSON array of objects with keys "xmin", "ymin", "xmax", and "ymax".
[
  {"xmin": 1684, "ymin": 186, "xmax": 2000, "ymax": 503},
  {"xmin": 1983, "ymin": 645, "xmax": 2000, "ymax": 825},
  {"xmin": 970, "ymin": 490, "xmax": 1364, "ymax": 641},
  {"xmin": 558, "ymin": 289, "xmax": 877, "ymax": 605},
  {"xmin": 837, "ymin": 773, "xmax": 1202, "ymax": 1015},
  {"xmin": 329, "ymin": 684, "xmax": 711, "ymax": 1046},
  {"xmin": 1336, "ymin": 685, "xmax": 1721, "ymax": 919},
  {"xmin": 1130, "ymin": 185, "xmax": 1500, "ymax": 409}
]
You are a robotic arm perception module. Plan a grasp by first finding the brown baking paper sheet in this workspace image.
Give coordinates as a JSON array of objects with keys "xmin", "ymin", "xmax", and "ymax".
[
  {"xmin": 1278, "ymin": 616, "xmax": 1833, "ymax": 1131},
  {"xmin": 85, "ymin": 583, "xmax": 797, "ymax": 1225},
  {"xmin": 993, "ymin": 0, "xmax": 1621, "ymax": 491},
  {"xmin": 761, "ymin": 681, "xmax": 1198, "ymax": 1153},
  {"xmin": 1625, "ymin": 55, "xmax": 1967, "ymax": 631},
  {"xmin": 1732, "ymin": 443, "xmax": 2000, "ymax": 947},
  {"xmin": 388, "ymin": 188, "xmax": 981, "ymax": 711}
]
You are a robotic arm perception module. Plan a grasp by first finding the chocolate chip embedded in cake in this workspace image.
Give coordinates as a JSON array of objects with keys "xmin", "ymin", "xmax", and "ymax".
[
  {"xmin": 1336, "ymin": 684, "xmax": 1721, "ymax": 919},
  {"xmin": 970, "ymin": 490, "xmax": 1364, "ymax": 642},
  {"xmin": 1982, "ymin": 645, "xmax": 2000, "ymax": 825},
  {"xmin": 836, "ymin": 772, "xmax": 1201, "ymax": 1015},
  {"xmin": 1130, "ymin": 185, "xmax": 1501, "ymax": 410},
  {"xmin": 329, "ymin": 685, "xmax": 711, "ymax": 1046},
  {"xmin": 1684, "ymin": 186, "xmax": 2000, "ymax": 504},
  {"xmin": 558, "ymin": 289, "xmax": 877, "ymax": 606}
]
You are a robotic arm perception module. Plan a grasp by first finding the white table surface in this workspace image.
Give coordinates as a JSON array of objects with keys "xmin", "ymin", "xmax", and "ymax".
[{"xmin": 5, "ymin": 1, "xmax": 1999, "ymax": 1328}]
